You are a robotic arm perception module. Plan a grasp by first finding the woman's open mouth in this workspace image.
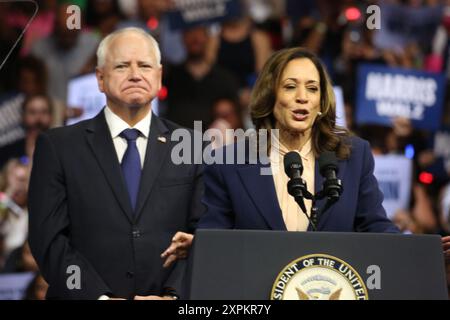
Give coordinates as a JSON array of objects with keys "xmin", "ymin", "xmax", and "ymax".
[{"xmin": 292, "ymin": 108, "xmax": 309, "ymax": 121}]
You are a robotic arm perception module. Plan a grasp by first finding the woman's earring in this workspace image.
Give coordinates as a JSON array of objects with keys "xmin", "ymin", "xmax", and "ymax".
[{"xmin": 317, "ymin": 111, "xmax": 323, "ymax": 117}]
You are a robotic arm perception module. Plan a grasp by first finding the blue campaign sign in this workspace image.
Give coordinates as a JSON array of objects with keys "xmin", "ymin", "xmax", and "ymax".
[
  {"xmin": 355, "ymin": 64, "xmax": 446, "ymax": 131},
  {"xmin": 167, "ymin": 0, "xmax": 242, "ymax": 31},
  {"xmin": 373, "ymin": 3, "xmax": 442, "ymax": 51}
]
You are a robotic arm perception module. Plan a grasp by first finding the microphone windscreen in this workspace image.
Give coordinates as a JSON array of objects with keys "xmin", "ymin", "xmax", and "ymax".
[
  {"xmin": 318, "ymin": 151, "xmax": 338, "ymax": 176},
  {"xmin": 283, "ymin": 151, "xmax": 303, "ymax": 176}
]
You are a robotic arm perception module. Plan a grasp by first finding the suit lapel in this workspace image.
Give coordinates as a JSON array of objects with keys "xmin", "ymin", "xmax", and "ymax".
[
  {"xmin": 134, "ymin": 114, "xmax": 170, "ymax": 220},
  {"xmin": 314, "ymin": 157, "xmax": 347, "ymax": 230},
  {"xmin": 85, "ymin": 110, "xmax": 134, "ymax": 222},
  {"xmin": 237, "ymin": 163, "xmax": 287, "ymax": 230}
]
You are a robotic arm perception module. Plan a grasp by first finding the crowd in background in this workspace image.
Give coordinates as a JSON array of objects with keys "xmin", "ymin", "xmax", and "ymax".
[{"xmin": 1, "ymin": 0, "xmax": 450, "ymax": 299}]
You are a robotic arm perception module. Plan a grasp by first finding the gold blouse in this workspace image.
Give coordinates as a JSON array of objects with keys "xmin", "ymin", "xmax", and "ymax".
[{"xmin": 270, "ymin": 135, "xmax": 315, "ymax": 231}]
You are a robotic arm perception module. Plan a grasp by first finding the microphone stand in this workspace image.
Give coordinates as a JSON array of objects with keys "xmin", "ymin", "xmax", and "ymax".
[
  {"xmin": 286, "ymin": 163, "xmax": 342, "ymax": 232},
  {"xmin": 288, "ymin": 182, "xmax": 317, "ymax": 231},
  {"xmin": 287, "ymin": 152, "xmax": 343, "ymax": 232},
  {"xmin": 309, "ymin": 194, "xmax": 328, "ymax": 232},
  {"xmin": 310, "ymin": 201, "xmax": 319, "ymax": 231},
  {"xmin": 291, "ymin": 185, "xmax": 342, "ymax": 232},
  {"xmin": 309, "ymin": 178, "xmax": 343, "ymax": 231}
]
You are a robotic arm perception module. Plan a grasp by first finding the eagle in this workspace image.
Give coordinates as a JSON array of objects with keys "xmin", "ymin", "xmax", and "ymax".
[{"xmin": 296, "ymin": 287, "xmax": 342, "ymax": 300}]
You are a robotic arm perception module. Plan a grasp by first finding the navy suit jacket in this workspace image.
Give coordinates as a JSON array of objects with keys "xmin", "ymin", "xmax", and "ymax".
[
  {"xmin": 198, "ymin": 136, "xmax": 399, "ymax": 233},
  {"xmin": 28, "ymin": 110, "xmax": 204, "ymax": 299}
]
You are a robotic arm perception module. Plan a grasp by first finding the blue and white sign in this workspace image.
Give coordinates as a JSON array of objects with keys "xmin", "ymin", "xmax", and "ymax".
[
  {"xmin": 373, "ymin": 154, "xmax": 412, "ymax": 219},
  {"xmin": 374, "ymin": 2, "xmax": 442, "ymax": 52},
  {"xmin": 356, "ymin": 64, "xmax": 446, "ymax": 131},
  {"xmin": 0, "ymin": 272, "xmax": 35, "ymax": 300},
  {"xmin": 167, "ymin": 0, "xmax": 241, "ymax": 31}
]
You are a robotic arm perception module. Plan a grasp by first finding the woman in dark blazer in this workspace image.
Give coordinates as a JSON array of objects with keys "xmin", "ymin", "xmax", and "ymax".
[
  {"xmin": 161, "ymin": 47, "xmax": 402, "ymax": 267},
  {"xmin": 197, "ymin": 47, "xmax": 398, "ymax": 233},
  {"xmin": 162, "ymin": 49, "xmax": 450, "ymax": 288}
]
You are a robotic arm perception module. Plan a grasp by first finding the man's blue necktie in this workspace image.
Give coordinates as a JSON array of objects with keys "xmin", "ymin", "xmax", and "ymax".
[{"xmin": 120, "ymin": 128, "xmax": 142, "ymax": 212}]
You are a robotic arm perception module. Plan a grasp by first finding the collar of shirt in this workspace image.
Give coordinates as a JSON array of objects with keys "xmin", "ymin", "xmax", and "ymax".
[
  {"xmin": 104, "ymin": 105, "xmax": 151, "ymax": 139},
  {"xmin": 271, "ymin": 132, "xmax": 314, "ymax": 163},
  {"xmin": 298, "ymin": 138, "xmax": 313, "ymax": 162}
]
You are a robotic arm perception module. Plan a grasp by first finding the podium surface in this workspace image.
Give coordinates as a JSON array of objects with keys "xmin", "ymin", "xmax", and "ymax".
[{"xmin": 188, "ymin": 230, "xmax": 448, "ymax": 300}]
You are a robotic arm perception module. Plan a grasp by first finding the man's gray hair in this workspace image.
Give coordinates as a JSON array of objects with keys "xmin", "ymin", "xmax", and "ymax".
[{"xmin": 96, "ymin": 27, "xmax": 162, "ymax": 68}]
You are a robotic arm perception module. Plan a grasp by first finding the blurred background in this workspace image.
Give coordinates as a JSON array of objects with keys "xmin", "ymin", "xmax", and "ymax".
[{"xmin": 0, "ymin": 0, "xmax": 450, "ymax": 299}]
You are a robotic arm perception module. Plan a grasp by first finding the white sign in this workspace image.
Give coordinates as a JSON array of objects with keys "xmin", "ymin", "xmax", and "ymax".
[
  {"xmin": 66, "ymin": 73, "xmax": 106, "ymax": 125},
  {"xmin": 334, "ymin": 86, "xmax": 346, "ymax": 128},
  {"xmin": 373, "ymin": 155, "xmax": 412, "ymax": 219},
  {"xmin": 434, "ymin": 131, "xmax": 450, "ymax": 173},
  {"xmin": 66, "ymin": 73, "xmax": 159, "ymax": 125}
]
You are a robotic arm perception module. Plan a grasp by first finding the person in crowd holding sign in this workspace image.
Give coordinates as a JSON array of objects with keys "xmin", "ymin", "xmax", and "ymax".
[{"xmin": 29, "ymin": 27, "xmax": 203, "ymax": 300}]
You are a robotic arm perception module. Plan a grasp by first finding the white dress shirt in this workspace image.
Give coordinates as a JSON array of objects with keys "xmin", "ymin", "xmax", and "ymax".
[
  {"xmin": 104, "ymin": 106, "xmax": 152, "ymax": 168},
  {"xmin": 99, "ymin": 106, "xmax": 151, "ymax": 300}
]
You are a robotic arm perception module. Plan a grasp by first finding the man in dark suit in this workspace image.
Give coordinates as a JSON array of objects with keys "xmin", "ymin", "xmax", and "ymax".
[{"xmin": 28, "ymin": 27, "xmax": 203, "ymax": 299}]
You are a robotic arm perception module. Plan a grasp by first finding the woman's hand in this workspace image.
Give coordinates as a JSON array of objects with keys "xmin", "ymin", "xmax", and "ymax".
[{"xmin": 161, "ymin": 232, "xmax": 194, "ymax": 268}]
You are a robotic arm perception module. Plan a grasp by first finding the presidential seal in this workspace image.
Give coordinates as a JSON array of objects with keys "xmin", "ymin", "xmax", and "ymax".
[{"xmin": 270, "ymin": 254, "xmax": 368, "ymax": 300}]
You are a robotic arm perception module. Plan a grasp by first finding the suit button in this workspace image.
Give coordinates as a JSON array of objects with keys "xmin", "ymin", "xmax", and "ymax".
[
  {"xmin": 126, "ymin": 271, "xmax": 134, "ymax": 278},
  {"xmin": 132, "ymin": 230, "xmax": 140, "ymax": 238}
]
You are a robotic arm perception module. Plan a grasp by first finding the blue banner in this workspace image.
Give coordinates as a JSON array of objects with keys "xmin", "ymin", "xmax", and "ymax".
[
  {"xmin": 355, "ymin": 64, "xmax": 446, "ymax": 131},
  {"xmin": 374, "ymin": 2, "xmax": 442, "ymax": 51},
  {"xmin": 167, "ymin": 0, "xmax": 241, "ymax": 31}
]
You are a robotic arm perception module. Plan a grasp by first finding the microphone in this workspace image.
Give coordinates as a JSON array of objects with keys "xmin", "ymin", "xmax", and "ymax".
[
  {"xmin": 283, "ymin": 152, "xmax": 310, "ymax": 214},
  {"xmin": 318, "ymin": 151, "xmax": 342, "ymax": 202},
  {"xmin": 284, "ymin": 151, "xmax": 303, "ymax": 180}
]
